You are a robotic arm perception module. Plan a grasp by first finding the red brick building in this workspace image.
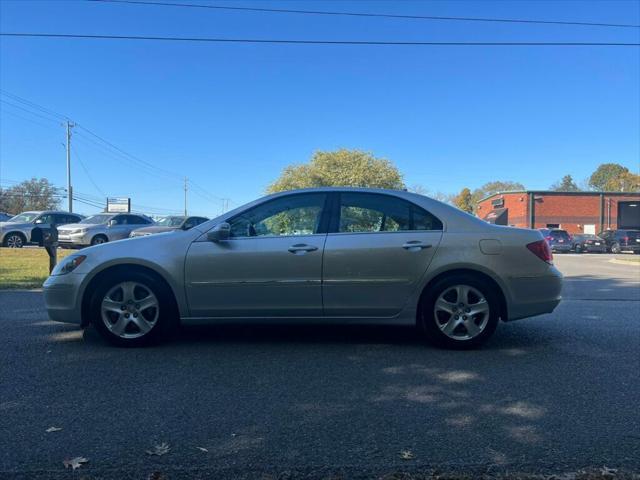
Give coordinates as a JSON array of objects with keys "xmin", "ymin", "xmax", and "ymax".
[{"xmin": 476, "ymin": 191, "xmax": 640, "ymax": 234}]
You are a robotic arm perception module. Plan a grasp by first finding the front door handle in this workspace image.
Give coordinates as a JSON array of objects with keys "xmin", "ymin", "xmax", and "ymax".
[
  {"xmin": 402, "ymin": 241, "xmax": 432, "ymax": 251},
  {"xmin": 288, "ymin": 244, "xmax": 318, "ymax": 254}
]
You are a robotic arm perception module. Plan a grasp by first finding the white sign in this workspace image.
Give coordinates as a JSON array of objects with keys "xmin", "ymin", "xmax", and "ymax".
[{"xmin": 106, "ymin": 197, "xmax": 130, "ymax": 213}]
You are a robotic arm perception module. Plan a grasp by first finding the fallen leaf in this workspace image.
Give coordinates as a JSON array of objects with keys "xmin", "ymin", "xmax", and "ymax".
[
  {"xmin": 63, "ymin": 457, "xmax": 88, "ymax": 470},
  {"xmin": 146, "ymin": 442, "xmax": 170, "ymax": 456},
  {"xmin": 399, "ymin": 450, "xmax": 414, "ymax": 460},
  {"xmin": 46, "ymin": 426, "xmax": 63, "ymax": 433},
  {"xmin": 196, "ymin": 447, "xmax": 208, "ymax": 452}
]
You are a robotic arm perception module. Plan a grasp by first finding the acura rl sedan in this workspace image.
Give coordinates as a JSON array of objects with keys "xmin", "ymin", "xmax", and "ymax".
[{"xmin": 43, "ymin": 188, "xmax": 562, "ymax": 349}]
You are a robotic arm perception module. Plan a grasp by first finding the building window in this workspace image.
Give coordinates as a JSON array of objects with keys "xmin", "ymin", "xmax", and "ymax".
[{"xmin": 546, "ymin": 224, "xmax": 560, "ymax": 228}]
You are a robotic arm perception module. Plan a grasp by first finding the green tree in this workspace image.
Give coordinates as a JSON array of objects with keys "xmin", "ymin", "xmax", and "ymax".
[
  {"xmin": 267, "ymin": 149, "xmax": 405, "ymax": 193},
  {"xmin": 470, "ymin": 180, "xmax": 525, "ymax": 212},
  {"xmin": 409, "ymin": 184, "xmax": 454, "ymax": 204},
  {"xmin": 0, "ymin": 178, "xmax": 61, "ymax": 214},
  {"xmin": 453, "ymin": 187, "xmax": 474, "ymax": 213},
  {"xmin": 550, "ymin": 174, "xmax": 580, "ymax": 192},
  {"xmin": 588, "ymin": 163, "xmax": 632, "ymax": 191}
]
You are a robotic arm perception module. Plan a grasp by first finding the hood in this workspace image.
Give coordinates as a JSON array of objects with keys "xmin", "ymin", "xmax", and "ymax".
[
  {"xmin": 131, "ymin": 226, "xmax": 178, "ymax": 235},
  {"xmin": 58, "ymin": 223, "xmax": 102, "ymax": 231}
]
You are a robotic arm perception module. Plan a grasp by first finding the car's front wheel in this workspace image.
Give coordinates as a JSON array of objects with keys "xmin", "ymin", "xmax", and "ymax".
[
  {"xmin": 611, "ymin": 242, "xmax": 621, "ymax": 254},
  {"xmin": 419, "ymin": 274, "xmax": 499, "ymax": 349},
  {"xmin": 91, "ymin": 235, "xmax": 108, "ymax": 246},
  {"xmin": 89, "ymin": 271, "xmax": 177, "ymax": 347},
  {"xmin": 3, "ymin": 233, "xmax": 25, "ymax": 248}
]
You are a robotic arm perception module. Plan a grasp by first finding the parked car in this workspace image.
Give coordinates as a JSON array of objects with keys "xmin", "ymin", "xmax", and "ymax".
[
  {"xmin": 0, "ymin": 212, "xmax": 12, "ymax": 222},
  {"xmin": 57, "ymin": 213, "xmax": 154, "ymax": 247},
  {"xmin": 599, "ymin": 229, "xmax": 640, "ymax": 254},
  {"xmin": 571, "ymin": 234, "xmax": 606, "ymax": 253},
  {"xmin": 538, "ymin": 228, "xmax": 572, "ymax": 253},
  {"xmin": 0, "ymin": 211, "xmax": 84, "ymax": 248},
  {"xmin": 129, "ymin": 215, "xmax": 209, "ymax": 238},
  {"xmin": 44, "ymin": 188, "xmax": 562, "ymax": 349}
]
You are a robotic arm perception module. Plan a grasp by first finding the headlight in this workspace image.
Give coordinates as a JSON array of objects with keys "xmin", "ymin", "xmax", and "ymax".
[{"xmin": 51, "ymin": 255, "xmax": 87, "ymax": 275}]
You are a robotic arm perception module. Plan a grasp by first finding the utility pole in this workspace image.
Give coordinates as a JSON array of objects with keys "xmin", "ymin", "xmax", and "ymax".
[
  {"xmin": 65, "ymin": 121, "xmax": 75, "ymax": 212},
  {"xmin": 183, "ymin": 177, "xmax": 188, "ymax": 216}
]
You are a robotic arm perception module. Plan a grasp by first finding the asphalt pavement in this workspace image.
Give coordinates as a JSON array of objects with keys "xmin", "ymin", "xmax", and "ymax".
[{"xmin": 1, "ymin": 254, "xmax": 639, "ymax": 479}]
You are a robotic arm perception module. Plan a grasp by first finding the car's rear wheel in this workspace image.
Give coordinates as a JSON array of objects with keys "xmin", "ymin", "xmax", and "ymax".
[
  {"xmin": 91, "ymin": 235, "xmax": 108, "ymax": 246},
  {"xmin": 419, "ymin": 274, "xmax": 499, "ymax": 349},
  {"xmin": 89, "ymin": 271, "xmax": 177, "ymax": 347},
  {"xmin": 575, "ymin": 244, "xmax": 582, "ymax": 253},
  {"xmin": 3, "ymin": 233, "xmax": 25, "ymax": 248}
]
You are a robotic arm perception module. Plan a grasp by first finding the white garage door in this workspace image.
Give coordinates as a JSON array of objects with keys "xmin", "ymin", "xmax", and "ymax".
[{"xmin": 584, "ymin": 224, "xmax": 596, "ymax": 234}]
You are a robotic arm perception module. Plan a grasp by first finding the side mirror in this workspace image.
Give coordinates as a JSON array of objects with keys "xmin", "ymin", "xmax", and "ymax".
[
  {"xmin": 107, "ymin": 219, "xmax": 116, "ymax": 227},
  {"xmin": 207, "ymin": 222, "xmax": 231, "ymax": 242}
]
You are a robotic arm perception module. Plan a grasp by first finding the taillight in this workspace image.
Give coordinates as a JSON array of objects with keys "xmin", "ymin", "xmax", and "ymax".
[
  {"xmin": 545, "ymin": 235, "xmax": 553, "ymax": 242},
  {"xmin": 527, "ymin": 240, "xmax": 553, "ymax": 264},
  {"xmin": 623, "ymin": 236, "xmax": 629, "ymax": 243}
]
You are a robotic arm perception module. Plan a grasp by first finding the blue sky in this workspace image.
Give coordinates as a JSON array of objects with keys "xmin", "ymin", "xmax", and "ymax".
[{"xmin": 1, "ymin": 0, "xmax": 639, "ymax": 216}]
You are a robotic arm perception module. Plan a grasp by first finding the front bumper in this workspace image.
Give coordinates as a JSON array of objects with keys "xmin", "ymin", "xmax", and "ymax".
[
  {"xmin": 506, "ymin": 266, "xmax": 563, "ymax": 321},
  {"xmin": 43, "ymin": 273, "xmax": 86, "ymax": 324},
  {"xmin": 58, "ymin": 231, "xmax": 92, "ymax": 246}
]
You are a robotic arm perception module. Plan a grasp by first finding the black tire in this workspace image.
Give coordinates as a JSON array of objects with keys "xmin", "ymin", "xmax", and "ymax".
[
  {"xmin": 575, "ymin": 245, "xmax": 582, "ymax": 253},
  {"xmin": 611, "ymin": 242, "xmax": 621, "ymax": 254},
  {"xmin": 88, "ymin": 270, "xmax": 178, "ymax": 347},
  {"xmin": 91, "ymin": 235, "xmax": 108, "ymax": 246},
  {"xmin": 3, "ymin": 232, "xmax": 26, "ymax": 248},
  {"xmin": 419, "ymin": 273, "xmax": 500, "ymax": 350}
]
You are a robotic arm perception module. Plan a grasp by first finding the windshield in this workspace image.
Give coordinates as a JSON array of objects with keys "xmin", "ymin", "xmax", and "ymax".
[
  {"xmin": 7, "ymin": 212, "xmax": 40, "ymax": 223},
  {"xmin": 79, "ymin": 214, "xmax": 113, "ymax": 225},
  {"xmin": 155, "ymin": 216, "xmax": 185, "ymax": 227}
]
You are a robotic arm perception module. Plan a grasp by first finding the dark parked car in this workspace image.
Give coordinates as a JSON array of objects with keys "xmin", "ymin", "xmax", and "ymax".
[
  {"xmin": 538, "ymin": 228, "xmax": 572, "ymax": 253},
  {"xmin": 571, "ymin": 234, "xmax": 606, "ymax": 253},
  {"xmin": 599, "ymin": 229, "xmax": 640, "ymax": 254},
  {"xmin": 129, "ymin": 215, "xmax": 209, "ymax": 238}
]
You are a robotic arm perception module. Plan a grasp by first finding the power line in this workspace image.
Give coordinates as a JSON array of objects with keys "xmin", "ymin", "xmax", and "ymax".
[
  {"xmin": 87, "ymin": 0, "xmax": 640, "ymax": 29},
  {"xmin": 0, "ymin": 99, "xmax": 62, "ymax": 124},
  {"xmin": 72, "ymin": 145, "xmax": 108, "ymax": 198},
  {"xmin": 1, "ymin": 33, "xmax": 638, "ymax": 46},
  {"xmin": 0, "ymin": 89, "xmax": 70, "ymax": 121}
]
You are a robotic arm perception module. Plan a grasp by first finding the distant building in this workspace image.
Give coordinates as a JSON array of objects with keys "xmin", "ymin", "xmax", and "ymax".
[{"xmin": 476, "ymin": 191, "xmax": 640, "ymax": 234}]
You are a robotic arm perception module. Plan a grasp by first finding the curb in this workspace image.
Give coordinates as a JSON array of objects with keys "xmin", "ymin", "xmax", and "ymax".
[
  {"xmin": 609, "ymin": 259, "xmax": 640, "ymax": 266},
  {"xmin": 0, "ymin": 288, "xmax": 43, "ymax": 293}
]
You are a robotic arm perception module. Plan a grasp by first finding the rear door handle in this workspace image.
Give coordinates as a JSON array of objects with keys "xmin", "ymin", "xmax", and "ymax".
[
  {"xmin": 288, "ymin": 244, "xmax": 319, "ymax": 254},
  {"xmin": 402, "ymin": 241, "xmax": 432, "ymax": 251}
]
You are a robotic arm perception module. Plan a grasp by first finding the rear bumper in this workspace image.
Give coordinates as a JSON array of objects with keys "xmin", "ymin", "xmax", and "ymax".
[
  {"xmin": 505, "ymin": 267, "xmax": 563, "ymax": 321},
  {"xmin": 621, "ymin": 244, "xmax": 640, "ymax": 252},
  {"xmin": 551, "ymin": 244, "xmax": 571, "ymax": 252}
]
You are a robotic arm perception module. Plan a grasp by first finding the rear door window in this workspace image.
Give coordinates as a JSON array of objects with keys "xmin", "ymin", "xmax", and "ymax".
[{"xmin": 337, "ymin": 193, "xmax": 442, "ymax": 233}]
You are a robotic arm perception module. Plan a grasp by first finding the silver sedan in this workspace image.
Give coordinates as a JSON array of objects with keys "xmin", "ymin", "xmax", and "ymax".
[{"xmin": 43, "ymin": 188, "xmax": 562, "ymax": 349}]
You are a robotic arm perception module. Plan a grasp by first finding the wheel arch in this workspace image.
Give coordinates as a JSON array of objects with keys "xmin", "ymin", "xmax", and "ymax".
[
  {"xmin": 2, "ymin": 230, "xmax": 27, "ymax": 246},
  {"xmin": 417, "ymin": 268, "xmax": 508, "ymax": 323},
  {"xmin": 80, "ymin": 263, "xmax": 179, "ymax": 327},
  {"xmin": 91, "ymin": 233, "xmax": 108, "ymax": 244}
]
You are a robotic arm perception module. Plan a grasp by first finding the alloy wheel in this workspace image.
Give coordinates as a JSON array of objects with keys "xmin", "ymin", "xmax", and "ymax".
[
  {"xmin": 6, "ymin": 234, "xmax": 24, "ymax": 248},
  {"xmin": 101, "ymin": 281, "xmax": 159, "ymax": 339},
  {"xmin": 433, "ymin": 284, "xmax": 490, "ymax": 341}
]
